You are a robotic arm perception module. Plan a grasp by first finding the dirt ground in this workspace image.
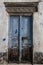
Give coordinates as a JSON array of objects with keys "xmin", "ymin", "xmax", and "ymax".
[
  {"xmin": 0, "ymin": 60, "xmax": 42, "ymax": 65},
  {"xmin": 0, "ymin": 64, "xmax": 32, "ymax": 65}
]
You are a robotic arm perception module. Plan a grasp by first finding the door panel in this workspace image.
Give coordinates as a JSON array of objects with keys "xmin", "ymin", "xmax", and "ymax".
[
  {"xmin": 8, "ymin": 16, "xmax": 20, "ymax": 63},
  {"xmin": 20, "ymin": 16, "xmax": 32, "ymax": 63}
]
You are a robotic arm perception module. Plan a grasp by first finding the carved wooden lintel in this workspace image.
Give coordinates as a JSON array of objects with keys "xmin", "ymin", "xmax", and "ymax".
[
  {"xmin": 6, "ymin": 7, "xmax": 37, "ymax": 13},
  {"xmin": 4, "ymin": 2, "xmax": 38, "ymax": 14}
]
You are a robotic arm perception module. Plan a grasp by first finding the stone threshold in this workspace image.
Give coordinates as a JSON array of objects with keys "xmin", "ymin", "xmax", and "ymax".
[{"xmin": 0, "ymin": 64, "xmax": 32, "ymax": 65}]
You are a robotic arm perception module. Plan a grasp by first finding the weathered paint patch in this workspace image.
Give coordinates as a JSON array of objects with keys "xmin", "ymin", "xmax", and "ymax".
[{"xmin": 34, "ymin": 52, "xmax": 43, "ymax": 64}]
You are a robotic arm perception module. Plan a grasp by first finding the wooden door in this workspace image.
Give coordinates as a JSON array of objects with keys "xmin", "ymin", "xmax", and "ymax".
[{"xmin": 8, "ymin": 15, "xmax": 33, "ymax": 63}]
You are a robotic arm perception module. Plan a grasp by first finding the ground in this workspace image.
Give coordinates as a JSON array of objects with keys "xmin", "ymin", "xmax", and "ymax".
[
  {"xmin": 0, "ymin": 64, "xmax": 31, "ymax": 65},
  {"xmin": 0, "ymin": 64, "xmax": 43, "ymax": 65}
]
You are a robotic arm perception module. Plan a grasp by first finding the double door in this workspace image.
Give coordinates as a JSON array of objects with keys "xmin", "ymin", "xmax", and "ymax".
[{"xmin": 8, "ymin": 15, "xmax": 32, "ymax": 63}]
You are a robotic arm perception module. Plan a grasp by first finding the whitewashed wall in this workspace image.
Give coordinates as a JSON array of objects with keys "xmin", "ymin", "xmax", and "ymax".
[
  {"xmin": 33, "ymin": 2, "xmax": 43, "ymax": 53},
  {"xmin": 4, "ymin": 0, "xmax": 39, "ymax": 2},
  {"xmin": 0, "ymin": 0, "xmax": 43, "ymax": 54},
  {"xmin": 38, "ymin": 2, "xmax": 43, "ymax": 52},
  {"xmin": 0, "ymin": 2, "xmax": 8, "ymax": 52}
]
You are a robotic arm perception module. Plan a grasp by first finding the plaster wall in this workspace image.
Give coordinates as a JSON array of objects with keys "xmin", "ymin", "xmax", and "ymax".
[
  {"xmin": 0, "ymin": 0, "xmax": 43, "ymax": 64},
  {"xmin": 0, "ymin": 0, "xmax": 43, "ymax": 63},
  {"xmin": 4, "ymin": 0, "xmax": 39, "ymax": 2},
  {"xmin": 33, "ymin": 2, "xmax": 43, "ymax": 53}
]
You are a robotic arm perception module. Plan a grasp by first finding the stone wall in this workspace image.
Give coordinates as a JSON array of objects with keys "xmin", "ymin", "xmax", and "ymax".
[
  {"xmin": 33, "ymin": 2, "xmax": 43, "ymax": 63},
  {"xmin": 0, "ymin": 2, "xmax": 8, "ymax": 52},
  {"xmin": 0, "ymin": 0, "xmax": 43, "ymax": 64},
  {"xmin": 0, "ymin": 0, "xmax": 39, "ymax": 53}
]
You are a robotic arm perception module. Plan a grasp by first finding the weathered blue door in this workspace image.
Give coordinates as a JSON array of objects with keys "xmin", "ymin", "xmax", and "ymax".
[{"xmin": 8, "ymin": 15, "xmax": 32, "ymax": 63}]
